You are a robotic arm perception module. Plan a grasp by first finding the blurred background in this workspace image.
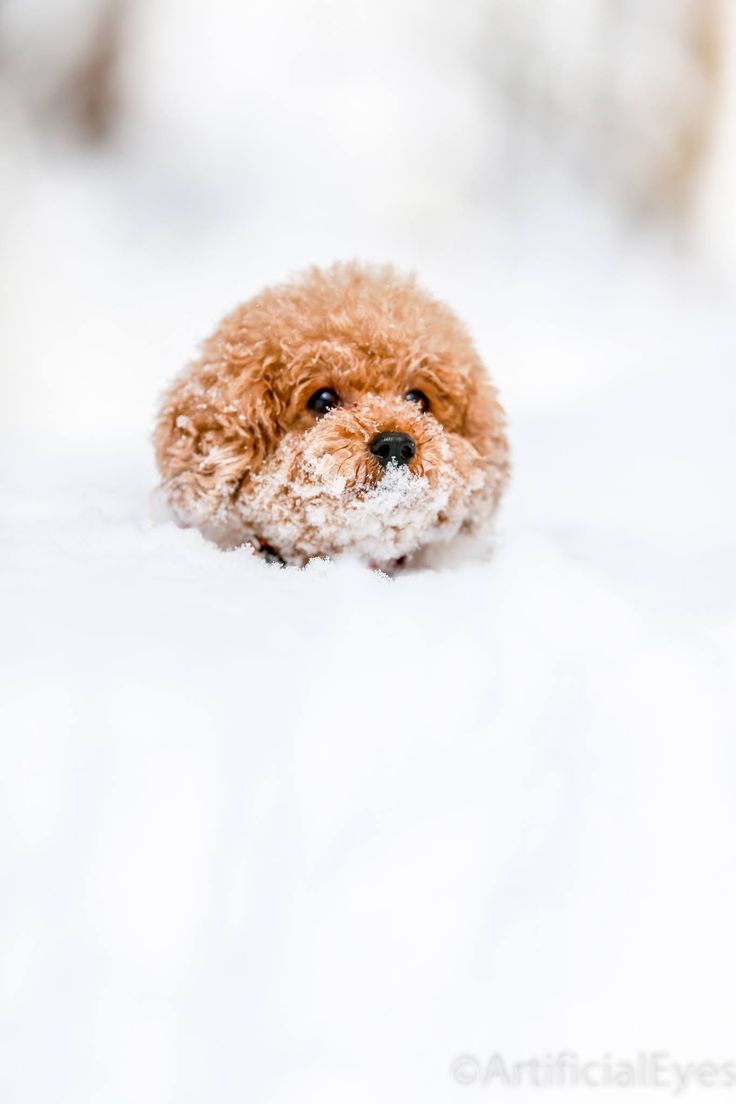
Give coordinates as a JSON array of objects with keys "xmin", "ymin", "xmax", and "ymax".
[{"xmin": 1, "ymin": 0, "xmax": 735, "ymax": 444}]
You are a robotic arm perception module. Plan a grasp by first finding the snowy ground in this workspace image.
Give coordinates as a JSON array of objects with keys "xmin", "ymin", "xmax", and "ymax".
[
  {"xmin": 2, "ymin": 2, "xmax": 736, "ymax": 1096},
  {"xmin": 2, "ymin": 207, "xmax": 736, "ymax": 1101}
]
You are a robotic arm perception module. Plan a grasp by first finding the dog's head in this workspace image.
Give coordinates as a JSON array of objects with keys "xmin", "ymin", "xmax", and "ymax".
[{"xmin": 155, "ymin": 263, "xmax": 509, "ymax": 565}]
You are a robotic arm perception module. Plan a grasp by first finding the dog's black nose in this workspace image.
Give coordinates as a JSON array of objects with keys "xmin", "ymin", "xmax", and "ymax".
[{"xmin": 369, "ymin": 432, "xmax": 416, "ymax": 468}]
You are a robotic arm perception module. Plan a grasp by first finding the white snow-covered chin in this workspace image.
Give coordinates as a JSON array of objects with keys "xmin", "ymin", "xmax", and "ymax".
[
  {"xmin": 293, "ymin": 462, "xmax": 477, "ymax": 565},
  {"xmin": 238, "ymin": 439, "xmax": 489, "ymax": 567}
]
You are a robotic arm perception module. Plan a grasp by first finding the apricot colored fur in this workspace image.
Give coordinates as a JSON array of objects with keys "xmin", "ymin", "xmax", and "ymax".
[{"xmin": 154, "ymin": 263, "xmax": 509, "ymax": 565}]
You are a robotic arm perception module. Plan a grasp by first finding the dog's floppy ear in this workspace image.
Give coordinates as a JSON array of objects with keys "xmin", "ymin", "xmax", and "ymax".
[{"xmin": 154, "ymin": 316, "xmax": 283, "ymax": 535}]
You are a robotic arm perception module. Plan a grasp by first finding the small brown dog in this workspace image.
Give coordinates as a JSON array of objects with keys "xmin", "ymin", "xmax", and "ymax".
[{"xmin": 154, "ymin": 263, "xmax": 509, "ymax": 567}]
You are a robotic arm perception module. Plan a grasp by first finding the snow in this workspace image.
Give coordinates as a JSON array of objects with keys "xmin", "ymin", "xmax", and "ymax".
[
  {"xmin": 2, "ymin": 2, "xmax": 736, "ymax": 1100},
  {"xmin": 3, "ymin": 241, "xmax": 735, "ymax": 1099}
]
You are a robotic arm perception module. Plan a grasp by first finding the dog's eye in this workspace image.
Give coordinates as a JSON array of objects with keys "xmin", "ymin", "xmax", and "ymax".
[
  {"xmin": 307, "ymin": 388, "xmax": 341, "ymax": 416},
  {"xmin": 404, "ymin": 389, "xmax": 430, "ymax": 412}
]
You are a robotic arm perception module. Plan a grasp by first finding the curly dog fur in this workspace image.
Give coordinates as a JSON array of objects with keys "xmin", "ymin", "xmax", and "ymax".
[{"xmin": 154, "ymin": 262, "xmax": 509, "ymax": 567}]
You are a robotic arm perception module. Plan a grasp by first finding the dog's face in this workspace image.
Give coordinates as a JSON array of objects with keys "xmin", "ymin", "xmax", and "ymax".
[{"xmin": 155, "ymin": 264, "xmax": 509, "ymax": 565}]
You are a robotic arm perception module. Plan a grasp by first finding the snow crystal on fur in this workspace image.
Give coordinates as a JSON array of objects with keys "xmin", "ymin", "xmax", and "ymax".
[{"xmin": 242, "ymin": 443, "xmax": 487, "ymax": 566}]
